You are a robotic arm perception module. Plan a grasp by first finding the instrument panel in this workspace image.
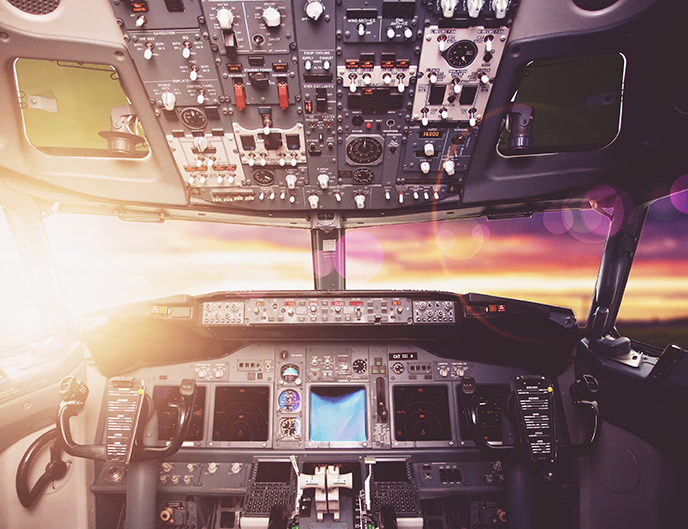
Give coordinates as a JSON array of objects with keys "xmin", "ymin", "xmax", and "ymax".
[
  {"xmin": 105, "ymin": 0, "xmax": 517, "ymax": 213},
  {"xmin": 136, "ymin": 341, "xmax": 518, "ymax": 451}
]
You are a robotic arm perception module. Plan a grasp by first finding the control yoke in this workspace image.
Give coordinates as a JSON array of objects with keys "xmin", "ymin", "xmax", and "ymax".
[
  {"xmin": 56, "ymin": 376, "xmax": 196, "ymax": 463},
  {"xmin": 461, "ymin": 374, "xmax": 600, "ymax": 463}
]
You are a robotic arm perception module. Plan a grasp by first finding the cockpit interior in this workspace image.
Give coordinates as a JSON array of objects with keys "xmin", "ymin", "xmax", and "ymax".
[{"xmin": 1, "ymin": 1, "xmax": 688, "ymax": 528}]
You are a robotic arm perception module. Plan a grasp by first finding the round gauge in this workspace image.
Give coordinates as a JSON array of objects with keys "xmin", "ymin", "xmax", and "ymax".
[
  {"xmin": 179, "ymin": 107, "xmax": 208, "ymax": 130},
  {"xmin": 443, "ymin": 41, "xmax": 478, "ymax": 68},
  {"xmin": 280, "ymin": 417, "xmax": 300, "ymax": 438},
  {"xmin": 392, "ymin": 362, "xmax": 405, "ymax": 374},
  {"xmin": 280, "ymin": 363, "xmax": 300, "ymax": 382},
  {"xmin": 278, "ymin": 389, "xmax": 301, "ymax": 412},
  {"xmin": 253, "ymin": 169, "xmax": 275, "ymax": 185},
  {"xmin": 352, "ymin": 359, "xmax": 367, "ymax": 374},
  {"xmin": 352, "ymin": 168, "xmax": 375, "ymax": 185},
  {"xmin": 346, "ymin": 137, "xmax": 383, "ymax": 165}
]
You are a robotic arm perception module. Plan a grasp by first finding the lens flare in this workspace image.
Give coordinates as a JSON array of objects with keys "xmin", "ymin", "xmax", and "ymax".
[
  {"xmin": 435, "ymin": 220, "xmax": 484, "ymax": 260},
  {"xmin": 670, "ymin": 175, "xmax": 688, "ymax": 214},
  {"xmin": 334, "ymin": 230, "xmax": 384, "ymax": 282},
  {"xmin": 304, "ymin": 250, "xmax": 333, "ymax": 279},
  {"xmin": 542, "ymin": 208, "xmax": 574, "ymax": 235}
]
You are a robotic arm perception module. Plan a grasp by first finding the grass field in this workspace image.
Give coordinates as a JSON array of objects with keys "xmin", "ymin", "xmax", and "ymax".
[{"xmin": 617, "ymin": 318, "xmax": 688, "ymax": 351}]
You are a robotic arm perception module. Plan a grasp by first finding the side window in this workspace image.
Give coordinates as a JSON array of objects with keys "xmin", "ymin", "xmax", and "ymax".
[
  {"xmin": 617, "ymin": 192, "xmax": 688, "ymax": 349},
  {"xmin": 0, "ymin": 211, "xmax": 47, "ymax": 352}
]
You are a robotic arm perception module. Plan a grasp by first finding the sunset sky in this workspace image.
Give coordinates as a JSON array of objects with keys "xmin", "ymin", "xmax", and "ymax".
[{"xmin": 2, "ymin": 192, "xmax": 687, "ymax": 350}]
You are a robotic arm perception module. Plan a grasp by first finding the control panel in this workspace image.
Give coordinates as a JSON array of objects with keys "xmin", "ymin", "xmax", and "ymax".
[
  {"xmin": 202, "ymin": 294, "xmax": 456, "ymax": 325},
  {"xmin": 108, "ymin": 0, "xmax": 517, "ymax": 212}
]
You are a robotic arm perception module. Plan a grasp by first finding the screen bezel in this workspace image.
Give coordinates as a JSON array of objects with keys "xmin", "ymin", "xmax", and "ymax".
[{"xmin": 305, "ymin": 384, "xmax": 370, "ymax": 448}]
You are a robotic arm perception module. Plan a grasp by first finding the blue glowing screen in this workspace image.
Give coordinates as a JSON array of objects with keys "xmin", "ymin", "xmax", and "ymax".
[{"xmin": 310, "ymin": 386, "xmax": 366, "ymax": 442}]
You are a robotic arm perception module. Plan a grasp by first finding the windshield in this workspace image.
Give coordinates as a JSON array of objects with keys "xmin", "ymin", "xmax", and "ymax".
[{"xmin": 20, "ymin": 209, "xmax": 609, "ymax": 334}]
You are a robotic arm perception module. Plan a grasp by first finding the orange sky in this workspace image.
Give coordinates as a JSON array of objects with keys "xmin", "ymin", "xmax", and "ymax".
[{"xmin": 2, "ymin": 201, "xmax": 687, "ymax": 350}]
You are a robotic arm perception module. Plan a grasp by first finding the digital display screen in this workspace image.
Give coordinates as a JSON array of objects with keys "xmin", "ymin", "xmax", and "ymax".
[
  {"xmin": 419, "ymin": 131, "xmax": 443, "ymax": 138},
  {"xmin": 373, "ymin": 461, "xmax": 409, "ymax": 482},
  {"xmin": 213, "ymin": 386, "xmax": 270, "ymax": 442},
  {"xmin": 153, "ymin": 385, "xmax": 206, "ymax": 442},
  {"xmin": 458, "ymin": 384, "xmax": 510, "ymax": 442},
  {"xmin": 393, "ymin": 385, "xmax": 452, "ymax": 441},
  {"xmin": 256, "ymin": 462, "xmax": 292, "ymax": 483},
  {"xmin": 310, "ymin": 386, "xmax": 366, "ymax": 442}
]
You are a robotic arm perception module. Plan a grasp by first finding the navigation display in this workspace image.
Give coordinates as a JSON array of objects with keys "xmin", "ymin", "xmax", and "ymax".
[
  {"xmin": 310, "ymin": 386, "xmax": 366, "ymax": 442},
  {"xmin": 393, "ymin": 385, "xmax": 452, "ymax": 441},
  {"xmin": 213, "ymin": 386, "xmax": 270, "ymax": 442}
]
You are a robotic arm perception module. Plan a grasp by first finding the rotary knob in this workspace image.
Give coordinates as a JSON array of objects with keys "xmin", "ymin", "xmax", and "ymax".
[
  {"xmin": 217, "ymin": 8, "xmax": 234, "ymax": 30},
  {"xmin": 262, "ymin": 6, "xmax": 281, "ymax": 27},
  {"xmin": 305, "ymin": 1, "xmax": 324, "ymax": 21},
  {"xmin": 286, "ymin": 174, "xmax": 297, "ymax": 189}
]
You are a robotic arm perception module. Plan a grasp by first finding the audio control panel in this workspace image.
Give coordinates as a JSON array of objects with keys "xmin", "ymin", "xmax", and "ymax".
[{"xmin": 108, "ymin": 0, "xmax": 517, "ymax": 213}]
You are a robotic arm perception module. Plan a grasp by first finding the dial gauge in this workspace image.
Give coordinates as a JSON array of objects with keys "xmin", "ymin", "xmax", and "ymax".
[
  {"xmin": 179, "ymin": 107, "xmax": 208, "ymax": 130},
  {"xmin": 346, "ymin": 137, "xmax": 383, "ymax": 165},
  {"xmin": 280, "ymin": 363, "xmax": 299, "ymax": 382},
  {"xmin": 253, "ymin": 169, "xmax": 275, "ymax": 185},
  {"xmin": 352, "ymin": 359, "xmax": 367, "ymax": 374},
  {"xmin": 278, "ymin": 389, "xmax": 301, "ymax": 412},
  {"xmin": 279, "ymin": 417, "xmax": 300, "ymax": 438},
  {"xmin": 443, "ymin": 41, "xmax": 478, "ymax": 68},
  {"xmin": 353, "ymin": 168, "xmax": 375, "ymax": 185}
]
